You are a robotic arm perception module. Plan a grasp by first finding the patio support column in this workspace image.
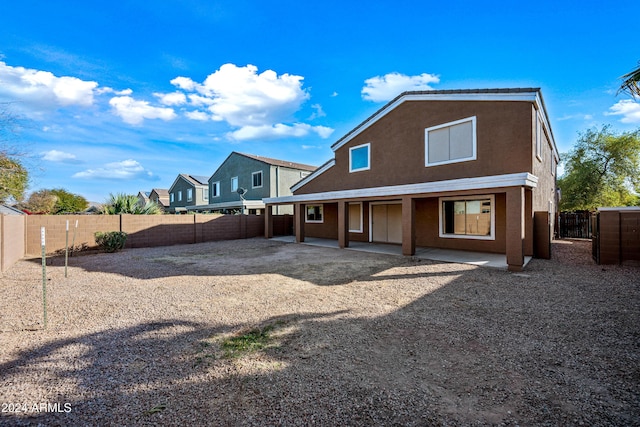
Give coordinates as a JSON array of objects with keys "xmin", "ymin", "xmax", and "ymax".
[
  {"xmin": 338, "ymin": 200, "xmax": 349, "ymax": 249},
  {"xmin": 294, "ymin": 203, "xmax": 305, "ymax": 243},
  {"xmin": 506, "ymin": 187, "xmax": 525, "ymax": 271},
  {"xmin": 402, "ymin": 196, "xmax": 416, "ymax": 256},
  {"xmin": 264, "ymin": 205, "xmax": 273, "ymax": 238},
  {"xmin": 524, "ymin": 188, "xmax": 534, "ymax": 256}
]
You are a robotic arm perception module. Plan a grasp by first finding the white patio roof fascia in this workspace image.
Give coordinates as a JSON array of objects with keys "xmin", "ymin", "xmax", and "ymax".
[
  {"xmin": 189, "ymin": 200, "xmax": 265, "ymax": 210},
  {"xmin": 264, "ymin": 172, "xmax": 538, "ymax": 205}
]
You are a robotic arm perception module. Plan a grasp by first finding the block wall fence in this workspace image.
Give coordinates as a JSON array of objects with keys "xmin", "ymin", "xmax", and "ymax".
[{"xmin": 0, "ymin": 213, "xmax": 281, "ymax": 273}]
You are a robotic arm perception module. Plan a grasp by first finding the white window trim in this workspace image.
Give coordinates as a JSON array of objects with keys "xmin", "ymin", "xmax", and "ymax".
[
  {"xmin": 252, "ymin": 171, "xmax": 263, "ymax": 189},
  {"xmin": 438, "ymin": 194, "xmax": 495, "ymax": 241},
  {"xmin": 349, "ymin": 142, "xmax": 371, "ymax": 173},
  {"xmin": 178, "ymin": 190, "xmax": 182, "ymax": 202},
  {"xmin": 170, "ymin": 193, "xmax": 175, "ymax": 203},
  {"xmin": 305, "ymin": 204, "xmax": 324, "ymax": 223},
  {"xmin": 425, "ymin": 116, "xmax": 477, "ymax": 167},
  {"xmin": 187, "ymin": 188, "xmax": 193, "ymax": 202},
  {"xmin": 231, "ymin": 176, "xmax": 238, "ymax": 192},
  {"xmin": 203, "ymin": 187, "xmax": 209, "ymax": 201},
  {"xmin": 212, "ymin": 181, "xmax": 220, "ymax": 198},
  {"xmin": 348, "ymin": 202, "xmax": 363, "ymax": 233}
]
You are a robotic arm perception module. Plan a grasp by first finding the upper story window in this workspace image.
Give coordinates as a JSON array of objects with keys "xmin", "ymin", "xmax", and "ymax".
[
  {"xmin": 349, "ymin": 143, "xmax": 370, "ymax": 173},
  {"xmin": 231, "ymin": 176, "xmax": 238, "ymax": 192},
  {"xmin": 170, "ymin": 193, "xmax": 175, "ymax": 203},
  {"xmin": 187, "ymin": 188, "xmax": 193, "ymax": 202},
  {"xmin": 536, "ymin": 112, "xmax": 542, "ymax": 161},
  {"xmin": 252, "ymin": 171, "xmax": 263, "ymax": 188},
  {"xmin": 178, "ymin": 190, "xmax": 182, "ymax": 202},
  {"xmin": 425, "ymin": 116, "xmax": 476, "ymax": 167},
  {"xmin": 212, "ymin": 181, "xmax": 220, "ymax": 198},
  {"xmin": 203, "ymin": 188, "xmax": 209, "ymax": 201}
]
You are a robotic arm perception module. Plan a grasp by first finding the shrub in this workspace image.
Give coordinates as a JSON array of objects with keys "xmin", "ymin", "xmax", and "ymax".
[{"xmin": 94, "ymin": 231, "xmax": 128, "ymax": 253}]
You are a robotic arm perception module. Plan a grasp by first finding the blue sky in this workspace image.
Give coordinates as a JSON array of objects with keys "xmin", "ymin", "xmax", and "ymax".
[{"xmin": 1, "ymin": 0, "xmax": 638, "ymax": 202}]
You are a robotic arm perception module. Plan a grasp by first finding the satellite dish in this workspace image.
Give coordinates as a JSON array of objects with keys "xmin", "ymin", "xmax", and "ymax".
[{"xmin": 236, "ymin": 187, "xmax": 247, "ymax": 196}]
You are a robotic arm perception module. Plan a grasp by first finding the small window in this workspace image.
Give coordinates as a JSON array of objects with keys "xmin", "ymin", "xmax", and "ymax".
[
  {"xmin": 306, "ymin": 205, "xmax": 323, "ymax": 223},
  {"xmin": 170, "ymin": 193, "xmax": 175, "ymax": 203},
  {"xmin": 426, "ymin": 117, "xmax": 476, "ymax": 167},
  {"xmin": 231, "ymin": 177, "xmax": 238, "ymax": 192},
  {"xmin": 252, "ymin": 171, "xmax": 263, "ymax": 188},
  {"xmin": 187, "ymin": 188, "xmax": 193, "ymax": 202},
  {"xmin": 178, "ymin": 191, "xmax": 182, "ymax": 202},
  {"xmin": 212, "ymin": 181, "xmax": 220, "ymax": 198},
  {"xmin": 349, "ymin": 202, "xmax": 363, "ymax": 233},
  {"xmin": 203, "ymin": 188, "xmax": 209, "ymax": 201},
  {"xmin": 349, "ymin": 143, "xmax": 370, "ymax": 172},
  {"xmin": 439, "ymin": 195, "xmax": 494, "ymax": 240}
]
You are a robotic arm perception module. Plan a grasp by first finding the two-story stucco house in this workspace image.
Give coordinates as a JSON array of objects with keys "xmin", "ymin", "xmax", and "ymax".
[
  {"xmin": 264, "ymin": 88, "xmax": 559, "ymax": 271},
  {"xmin": 149, "ymin": 188, "xmax": 170, "ymax": 213},
  {"xmin": 201, "ymin": 152, "xmax": 316, "ymax": 214},
  {"xmin": 168, "ymin": 174, "xmax": 210, "ymax": 213}
]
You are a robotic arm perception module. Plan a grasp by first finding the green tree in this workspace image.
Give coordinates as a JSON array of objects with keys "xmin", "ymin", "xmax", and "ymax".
[
  {"xmin": 0, "ymin": 154, "xmax": 28, "ymax": 203},
  {"xmin": 0, "ymin": 104, "xmax": 29, "ymax": 203},
  {"xmin": 102, "ymin": 193, "xmax": 162, "ymax": 214},
  {"xmin": 558, "ymin": 125, "xmax": 640, "ymax": 211},
  {"xmin": 50, "ymin": 188, "xmax": 89, "ymax": 213},
  {"xmin": 22, "ymin": 189, "xmax": 57, "ymax": 213},
  {"xmin": 619, "ymin": 61, "xmax": 640, "ymax": 98}
]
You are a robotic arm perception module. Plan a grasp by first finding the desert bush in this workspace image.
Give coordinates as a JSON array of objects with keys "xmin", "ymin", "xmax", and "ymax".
[{"xmin": 94, "ymin": 231, "xmax": 128, "ymax": 253}]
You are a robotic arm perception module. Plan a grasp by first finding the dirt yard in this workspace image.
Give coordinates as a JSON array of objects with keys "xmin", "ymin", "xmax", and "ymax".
[{"xmin": 0, "ymin": 238, "xmax": 638, "ymax": 426}]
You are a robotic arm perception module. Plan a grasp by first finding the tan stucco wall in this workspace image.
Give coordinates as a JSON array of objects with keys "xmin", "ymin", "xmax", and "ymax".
[{"xmin": 1, "ymin": 214, "xmax": 25, "ymax": 273}]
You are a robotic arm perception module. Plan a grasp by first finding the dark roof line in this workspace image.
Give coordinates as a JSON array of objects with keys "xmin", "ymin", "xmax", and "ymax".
[{"xmin": 235, "ymin": 152, "xmax": 317, "ymax": 171}]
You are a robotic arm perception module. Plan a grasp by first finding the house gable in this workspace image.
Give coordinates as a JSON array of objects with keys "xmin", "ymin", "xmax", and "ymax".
[{"xmin": 292, "ymin": 88, "xmax": 557, "ymax": 196}]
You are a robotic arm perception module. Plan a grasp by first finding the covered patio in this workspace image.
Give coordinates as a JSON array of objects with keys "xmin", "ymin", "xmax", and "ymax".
[{"xmin": 270, "ymin": 236, "xmax": 532, "ymax": 270}]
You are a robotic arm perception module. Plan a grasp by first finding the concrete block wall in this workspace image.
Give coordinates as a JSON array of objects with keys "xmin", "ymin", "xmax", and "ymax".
[{"xmin": 1, "ymin": 214, "xmax": 26, "ymax": 273}]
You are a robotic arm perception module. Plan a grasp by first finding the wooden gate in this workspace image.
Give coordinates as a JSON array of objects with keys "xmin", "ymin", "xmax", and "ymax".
[{"xmin": 559, "ymin": 211, "xmax": 592, "ymax": 238}]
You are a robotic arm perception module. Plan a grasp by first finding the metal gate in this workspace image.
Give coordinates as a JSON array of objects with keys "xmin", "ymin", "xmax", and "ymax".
[{"xmin": 559, "ymin": 211, "xmax": 592, "ymax": 238}]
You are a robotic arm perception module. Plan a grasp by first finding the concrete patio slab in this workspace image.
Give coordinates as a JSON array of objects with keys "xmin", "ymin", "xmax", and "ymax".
[{"xmin": 269, "ymin": 236, "xmax": 532, "ymax": 270}]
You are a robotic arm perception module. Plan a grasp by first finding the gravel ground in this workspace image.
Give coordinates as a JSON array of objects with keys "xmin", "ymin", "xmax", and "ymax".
[{"xmin": 0, "ymin": 238, "xmax": 638, "ymax": 426}]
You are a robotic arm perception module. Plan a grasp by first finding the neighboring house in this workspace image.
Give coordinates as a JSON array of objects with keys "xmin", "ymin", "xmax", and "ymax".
[
  {"xmin": 149, "ymin": 189, "xmax": 171, "ymax": 213},
  {"xmin": 168, "ymin": 174, "xmax": 210, "ymax": 213},
  {"xmin": 264, "ymin": 88, "xmax": 559, "ymax": 271},
  {"xmin": 136, "ymin": 191, "xmax": 150, "ymax": 207},
  {"xmin": 201, "ymin": 152, "xmax": 316, "ymax": 214},
  {"xmin": 0, "ymin": 204, "xmax": 26, "ymax": 215}
]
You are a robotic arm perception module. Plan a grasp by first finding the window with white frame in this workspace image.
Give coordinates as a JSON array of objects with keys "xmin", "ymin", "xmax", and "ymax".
[
  {"xmin": 178, "ymin": 190, "xmax": 182, "ymax": 202},
  {"xmin": 349, "ymin": 143, "xmax": 370, "ymax": 172},
  {"xmin": 305, "ymin": 205, "xmax": 323, "ymax": 223},
  {"xmin": 439, "ymin": 195, "xmax": 494, "ymax": 240},
  {"xmin": 203, "ymin": 188, "xmax": 209, "ymax": 201},
  {"xmin": 425, "ymin": 116, "xmax": 476, "ymax": 167},
  {"xmin": 252, "ymin": 171, "xmax": 263, "ymax": 188},
  {"xmin": 170, "ymin": 193, "xmax": 175, "ymax": 203},
  {"xmin": 187, "ymin": 188, "xmax": 193, "ymax": 202},
  {"xmin": 231, "ymin": 176, "xmax": 238, "ymax": 192},
  {"xmin": 212, "ymin": 181, "xmax": 220, "ymax": 198},
  {"xmin": 348, "ymin": 202, "xmax": 363, "ymax": 233}
]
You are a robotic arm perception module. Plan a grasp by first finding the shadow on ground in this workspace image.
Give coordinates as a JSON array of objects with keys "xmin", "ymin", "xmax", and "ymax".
[{"xmin": 4, "ymin": 240, "xmax": 639, "ymax": 425}]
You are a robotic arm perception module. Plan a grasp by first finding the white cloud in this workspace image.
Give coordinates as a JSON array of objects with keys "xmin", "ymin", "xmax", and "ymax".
[
  {"xmin": 41, "ymin": 149, "xmax": 80, "ymax": 163},
  {"xmin": 73, "ymin": 159, "xmax": 156, "ymax": 180},
  {"xmin": 169, "ymin": 63, "xmax": 333, "ymax": 140},
  {"xmin": 227, "ymin": 123, "xmax": 334, "ymax": 141},
  {"xmin": 606, "ymin": 99, "xmax": 640, "ymax": 123},
  {"xmin": 109, "ymin": 96, "xmax": 177, "ymax": 125},
  {"xmin": 362, "ymin": 72, "xmax": 440, "ymax": 102},
  {"xmin": 185, "ymin": 110, "xmax": 210, "ymax": 121},
  {"xmin": 154, "ymin": 91, "xmax": 187, "ymax": 106},
  {"xmin": 170, "ymin": 76, "xmax": 198, "ymax": 91},
  {"xmin": 0, "ymin": 61, "xmax": 98, "ymax": 111},
  {"xmin": 308, "ymin": 103, "xmax": 326, "ymax": 120}
]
